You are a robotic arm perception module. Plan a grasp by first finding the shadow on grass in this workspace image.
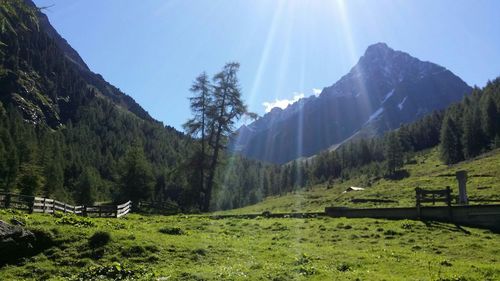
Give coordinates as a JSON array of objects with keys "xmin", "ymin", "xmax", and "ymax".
[{"xmin": 422, "ymin": 220, "xmax": 472, "ymax": 234}]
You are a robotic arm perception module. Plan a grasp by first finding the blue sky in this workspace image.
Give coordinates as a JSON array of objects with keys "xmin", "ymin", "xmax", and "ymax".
[{"xmin": 34, "ymin": 0, "xmax": 500, "ymax": 130}]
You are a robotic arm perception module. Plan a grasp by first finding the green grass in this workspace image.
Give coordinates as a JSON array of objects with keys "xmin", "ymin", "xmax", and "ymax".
[
  {"xmin": 217, "ymin": 148, "xmax": 500, "ymax": 214},
  {"xmin": 0, "ymin": 210, "xmax": 499, "ymax": 280},
  {"xmin": 1, "ymin": 149, "xmax": 499, "ymax": 280}
]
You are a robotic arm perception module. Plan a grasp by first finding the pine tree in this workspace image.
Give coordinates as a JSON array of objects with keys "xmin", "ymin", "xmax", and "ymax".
[
  {"xmin": 439, "ymin": 114, "xmax": 463, "ymax": 164},
  {"xmin": 462, "ymin": 108, "xmax": 483, "ymax": 159},
  {"xmin": 76, "ymin": 167, "xmax": 100, "ymax": 205},
  {"xmin": 17, "ymin": 163, "xmax": 45, "ymax": 196},
  {"xmin": 120, "ymin": 147, "xmax": 155, "ymax": 207},
  {"xmin": 481, "ymin": 95, "xmax": 499, "ymax": 145},
  {"xmin": 384, "ymin": 132, "xmax": 403, "ymax": 175}
]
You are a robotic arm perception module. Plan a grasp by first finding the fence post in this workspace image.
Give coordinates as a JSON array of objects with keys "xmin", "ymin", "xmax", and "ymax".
[
  {"xmin": 5, "ymin": 193, "xmax": 11, "ymax": 208},
  {"xmin": 115, "ymin": 205, "xmax": 119, "ymax": 218},
  {"xmin": 415, "ymin": 187, "xmax": 421, "ymax": 218},
  {"xmin": 446, "ymin": 186, "xmax": 453, "ymax": 220},
  {"xmin": 29, "ymin": 196, "xmax": 34, "ymax": 214}
]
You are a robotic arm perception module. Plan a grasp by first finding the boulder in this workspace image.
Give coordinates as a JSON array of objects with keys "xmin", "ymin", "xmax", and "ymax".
[{"xmin": 0, "ymin": 220, "xmax": 36, "ymax": 265}]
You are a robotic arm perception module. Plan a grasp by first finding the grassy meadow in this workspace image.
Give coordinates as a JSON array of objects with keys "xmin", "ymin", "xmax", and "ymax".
[
  {"xmin": 0, "ymin": 211, "xmax": 499, "ymax": 281},
  {"xmin": 1, "ymin": 148, "xmax": 499, "ymax": 280}
]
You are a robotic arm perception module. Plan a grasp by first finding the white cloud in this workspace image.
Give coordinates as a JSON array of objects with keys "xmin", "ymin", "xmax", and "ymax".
[
  {"xmin": 312, "ymin": 88, "xmax": 322, "ymax": 96},
  {"xmin": 263, "ymin": 93, "xmax": 305, "ymax": 113}
]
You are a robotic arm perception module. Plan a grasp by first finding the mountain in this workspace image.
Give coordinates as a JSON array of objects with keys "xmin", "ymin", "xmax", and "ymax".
[
  {"xmin": 0, "ymin": 0, "xmax": 154, "ymax": 127},
  {"xmin": 0, "ymin": 0, "xmax": 195, "ymax": 206},
  {"xmin": 231, "ymin": 43, "xmax": 472, "ymax": 164}
]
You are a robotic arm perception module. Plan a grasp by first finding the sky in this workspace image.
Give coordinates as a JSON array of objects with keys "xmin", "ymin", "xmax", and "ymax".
[{"xmin": 33, "ymin": 0, "xmax": 500, "ymax": 130}]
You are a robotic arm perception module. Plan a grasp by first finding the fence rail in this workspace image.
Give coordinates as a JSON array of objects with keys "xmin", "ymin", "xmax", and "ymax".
[{"xmin": 0, "ymin": 192, "xmax": 131, "ymax": 218}]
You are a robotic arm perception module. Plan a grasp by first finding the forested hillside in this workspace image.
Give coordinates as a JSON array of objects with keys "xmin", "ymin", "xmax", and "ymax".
[
  {"xmin": 0, "ymin": 0, "xmax": 281, "ymax": 212},
  {"xmin": 221, "ymin": 79, "xmax": 500, "ymax": 210},
  {"xmin": 0, "ymin": 0, "xmax": 195, "ymax": 206}
]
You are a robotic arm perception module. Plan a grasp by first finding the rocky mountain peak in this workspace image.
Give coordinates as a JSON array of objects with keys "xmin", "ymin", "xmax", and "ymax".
[{"xmin": 231, "ymin": 43, "xmax": 472, "ymax": 164}]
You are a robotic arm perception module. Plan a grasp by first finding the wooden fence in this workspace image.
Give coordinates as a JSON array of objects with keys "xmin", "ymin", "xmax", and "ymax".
[{"xmin": 0, "ymin": 192, "xmax": 131, "ymax": 218}]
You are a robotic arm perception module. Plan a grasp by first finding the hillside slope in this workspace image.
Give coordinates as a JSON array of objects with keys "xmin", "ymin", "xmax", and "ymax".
[
  {"xmin": 0, "ymin": 0, "xmax": 195, "ymax": 207},
  {"xmin": 218, "ymin": 148, "xmax": 500, "ymax": 214},
  {"xmin": 0, "ymin": 0, "xmax": 154, "ymax": 127}
]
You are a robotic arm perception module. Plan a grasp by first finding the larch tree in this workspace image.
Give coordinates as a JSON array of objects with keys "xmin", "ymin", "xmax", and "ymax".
[
  {"xmin": 185, "ymin": 63, "xmax": 254, "ymax": 212},
  {"xmin": 183, "ymin": 72, "xmax": 212, "ymax": 209}
]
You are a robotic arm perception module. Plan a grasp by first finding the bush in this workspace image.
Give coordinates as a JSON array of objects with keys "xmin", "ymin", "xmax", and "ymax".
[
  {"xmin": 401, "ymin": 220, "xmax": 414, "ymax": 230},
  {"xmin": 121, "ymin": 245, "xmax": 147, "ymax": 257},
  {"xmin": 76, "ymin": 262, "xmax": 154, "ymax": 280},
  {"xmin": 55, "ymin": 214, "xmax": 95, "ymax": 227},
  {"xmin": 294, "ymin": 253, "xmax": 311, "ymax": 265},
  {"xmin": 159, "ymin": 227, "xmax": 184, "ymax": 235},
  {"xmin": 88, "ymin": 231, "xmax": 111, "ymax": 248},
  {"xmin": 336, "ymin": 262, "xmax": 351, "ymax": 272}
]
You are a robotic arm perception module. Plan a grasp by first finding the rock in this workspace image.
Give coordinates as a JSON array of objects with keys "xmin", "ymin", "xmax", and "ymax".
[{"xmin": 0, "ymin": 220, "xmax": 36, "ymax": 265}]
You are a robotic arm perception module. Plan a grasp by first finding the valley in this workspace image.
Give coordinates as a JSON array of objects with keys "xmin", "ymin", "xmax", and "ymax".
[{"xmin": 0, "ymin": 0, "xmax": 499, "ymax": 280}]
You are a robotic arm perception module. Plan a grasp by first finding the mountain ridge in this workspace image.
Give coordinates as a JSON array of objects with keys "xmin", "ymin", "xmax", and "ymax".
[
  {"xmin": 1, "ymin": 0, "xmax": 160, "ymax": 128},
  {"xmin": 231, "ymin": 43, "xmax": 472, "ymax": 164}
]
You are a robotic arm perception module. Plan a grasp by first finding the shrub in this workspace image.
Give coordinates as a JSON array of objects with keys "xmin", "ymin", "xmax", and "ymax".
[
  {"xmin": 121, "ymin": 245, "xmax": 147, "ymax": 257},
  {"xmin": 401, "ymin": 220, "xmax": 414, "ymax": 230},
  {"xmin": 297, "ymin": 265, "xmax": 316, "ymax": 276},
  {"xmin": 55, "ymin": 214, "xmax": 95, "ymax": 227},
  {"xmin": 336, "ymin": 262, "xmax": 351, "ymax": 272},
  {"xmin": 76, "ymin": 262, "xmax": 154, "ymax": 280},
  {"xmin": 159, "ymin": 227, "xmax": 185, "ymax": 235},
  {"xmin": 294, "ymin": 253, "xmax": 311, "ymax": 265}
]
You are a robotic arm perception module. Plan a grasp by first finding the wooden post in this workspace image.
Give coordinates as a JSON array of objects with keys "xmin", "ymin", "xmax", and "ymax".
[
  {"xmin": 115, "ymin": 205, "xmax": 119, "ymax": 218},
  {"xmin": 446, "ymin": 186, "xmax": 453, "ymax": 220},
  {"xmin": 456, "ymin": 170, "xmax": 468, "ymax": 205},
  {"xmin": 445, "ymin": 186, "xmax": 452, "ymax": 207},
  {"xmin": 415, "ymin": 187, "xmax": 421, "ymax": 218},
  {"xmin": 29, "ymin": 196, "xmax": 34, "ymax": 214},
  {"xmin": 5, "ymin": 193, "xmax": 11, "ymax": 208}
]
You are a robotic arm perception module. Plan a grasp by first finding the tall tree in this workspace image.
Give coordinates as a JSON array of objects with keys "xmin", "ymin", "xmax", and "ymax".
[
  {"xmin": 462, "ymin": 107, "xmax": 483, "ymax": 159},
  {"xmin": 17, "ymin": 163, "xmax": 45, "ymax": 196},
  {"xmin": 384, "ymin": 132, "xmax": 403, "ymax": 175},
  {"xmin": 119, "ymin": 147, "xmax": 155, "ymax": 207},
  {"xmin": 76, "ymin": 167, "xmax": 100, "ymax": 205},
  {"xmin": 183, "ymin": 72, "xmax": 212, "ymax": 209},
  {"xmin": 439, "ymin": 114, "xmax": 463, "ymax": 164},
  {"xmin": 185, "ymin": 62, "xmax": 254, "ymax": 211},
  {"xmin": 481, "ymin": 95, "xmax": 499, "ymax": 144}
]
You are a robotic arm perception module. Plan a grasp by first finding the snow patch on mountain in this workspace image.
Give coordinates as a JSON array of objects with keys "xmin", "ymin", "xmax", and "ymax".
[
  {"xmin": 398, "ymin": 97, "xmax": 408, "ymax": 110},
  {"xmin": 382, "ymin": 89, "xmax": 395, "ymax": 103},
  {"xmin": 365, "ymin": 107, "xmax": 384, "ymax": 124}
]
